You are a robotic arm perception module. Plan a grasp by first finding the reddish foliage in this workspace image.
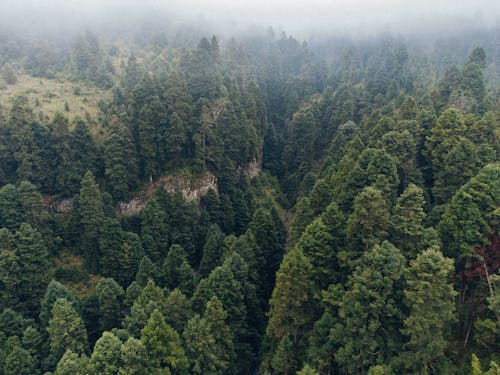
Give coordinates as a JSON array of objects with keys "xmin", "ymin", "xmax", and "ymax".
[{"xmin": 463, "ymin": 233, "xmax": 500, "ymax": 282}]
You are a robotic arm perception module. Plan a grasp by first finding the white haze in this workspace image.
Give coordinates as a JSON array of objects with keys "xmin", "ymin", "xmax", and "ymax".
[{"xmin": 0, "ymin": 0, "xmax": 499, "ymax": 38}]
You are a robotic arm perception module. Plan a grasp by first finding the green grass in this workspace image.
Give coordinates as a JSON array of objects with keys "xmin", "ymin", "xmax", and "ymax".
[{"xmin": 0, "ymin": 73, "xmax": 111, "ymax": 132}]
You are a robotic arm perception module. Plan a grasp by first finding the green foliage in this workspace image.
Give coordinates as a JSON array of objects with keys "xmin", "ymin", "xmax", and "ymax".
[
  {"xmin": 266, "ymin": 246, "xmax": 315, "ymax": 346},
  {"xmin": 119, "ymin": 337, "xmax": 149, "ymax": 375},
  {"xmin": 78, "ymin": 171, "xmax": 104, "ymax": 272},
  {"xmin": 88, "ymin": 332, "xmax": 123, "ymax": 375},
  {"xmin": 140, "ymin": 309, "xmax": 188, "ymax": 374},
  {"xmin": 183, "ymin": 296, "xmax": 235, "ymax": 375},
  {"xmin": 398, "ymin": 247, "xmax": 457, "ymax": 373},
  {"xmin": 162, "ymin": 244, "xmax": 194, "ymax": 295},
  {"xmin": 54, "ymin": 350, "xmax": 89, "ymax": 375},
  {"xmin": 3, "ymin": 345, "xmax": 36, "ymax": 375},
  {"xmin": 333, "ymin": 241, "xmax": 406, "ymax": 373},
  {"xmin": 47, "ymin": 298, "xmax": 88, "ymax": 361}
]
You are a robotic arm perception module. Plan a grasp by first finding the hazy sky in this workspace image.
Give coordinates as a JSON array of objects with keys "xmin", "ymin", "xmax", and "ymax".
[{"xmin": 1, "ymin": 0, "xmax": 499, "ymax": 37}]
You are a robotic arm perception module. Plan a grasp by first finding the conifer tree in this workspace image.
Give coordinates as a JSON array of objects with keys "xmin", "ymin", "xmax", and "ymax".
[
  {"xmin": 14, "ymin": 223, "xmax": 51, "ymax": 313},
  {"xmin": 164, "ymin": 288, "xmax": 193, "ymax": 333},
  {"xmin": 140, "ymin": 309, "xmax": 188, "ymax": 374},
  {"xmin": 54, "ymin": 350, "xmax": 89, "ymax": 375},
  {"xmin": 266, "ymin": 246, "xmax": 315, "ymax": 345},
  {"xmin": 47, "ymin": 298, "xmax": 88, "ymax": 361},
  {"xmin": 199, "ymin": 224, "xmax": 225, "ymax": 278},
  {"xmin": 392, "ymin": 184, "xmax": 426, "ymax": 259},
  {"xmin": 399, "ymin": 247, "xmax": 457, "ymax": 373},
  {"xmin": 104, "ymin": 116, "xmax": 139, "ymax": 201},
  {"xmin": 343, "ymin": 187, "xmax": 391, "ymax": 266},
  {"xmin": 95, "ymin": 278, "xmax": 124, "ymax": 333},
  {"xmin": 163, "ymin": 244, "xmax": 194, "ymax": 295},
  {"xmin": 88, "ymin": 332, "xmax": 123, "ymax": 375},
  {"xmin": 333, "ymin": 241, "xmax": 406, "ymax": 373},
  {"xmin": 295, "ymin": 218, "xmax": 336, "ymax": 290},
  {"xmin": 119, "ymin": 337, "xmax": 149, "ymax": 375},
  {"xmin": 3, "ymin": 345, "xmax": 36, "ymax": 375},
  {"xmin": 78, "ymin": 171, "xmax": 104, "ymax": 272}
]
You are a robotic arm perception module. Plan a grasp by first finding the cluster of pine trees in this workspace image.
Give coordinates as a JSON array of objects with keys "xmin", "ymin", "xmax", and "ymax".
[{"xmin": 0, "ymin": 24, "xmax": 498, "ymax": 374}]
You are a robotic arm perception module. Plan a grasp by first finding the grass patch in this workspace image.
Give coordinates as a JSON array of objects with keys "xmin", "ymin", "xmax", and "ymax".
[{"xmin": 0, "ymin": 73, "xmax": 111, "ymax": 135}]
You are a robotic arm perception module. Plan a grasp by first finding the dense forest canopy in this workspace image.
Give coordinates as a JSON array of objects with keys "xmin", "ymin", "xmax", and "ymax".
[{"xmin": 0, "ymin": 1, "xmax": 499, "ymax": 374}]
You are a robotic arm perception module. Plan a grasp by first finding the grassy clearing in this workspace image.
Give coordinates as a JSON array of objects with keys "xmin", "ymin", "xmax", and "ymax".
[
  {"xmin": 0, "ymin": 73, "xmax": 111, "ymax": 128},
  {"xmin": 53, "ymin": 252, "xmax": 102, "ymax": 298}
]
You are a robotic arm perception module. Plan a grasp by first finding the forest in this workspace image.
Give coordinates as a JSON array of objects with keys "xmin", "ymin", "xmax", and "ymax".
[{"xmin": 0, "ymin": 2, "xmax": 499, "ymax": 374}]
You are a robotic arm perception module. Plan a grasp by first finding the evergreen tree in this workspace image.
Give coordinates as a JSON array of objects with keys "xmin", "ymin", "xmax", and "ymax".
[
  {"xmin": 141, "ymin": 198, "xmax": 168, "ymax": 262},
  {"xmin": 333, "ymin": 241, "xmax": 406, "ymax": 373},
  {"xmin": 271, "ymin": 335, "xmax": 299, "ymax": 375},
  {"xmin": 392, "ymin": 184, "xmax": 426, "ymax": 259},
  {"xmin": 164, "ymin": 288, "xmax": 193, "ymax": 333},
  {"xmin": 398, "ymin": 247, "xmax": 457, "ymax": 373},
  {"xmin": 78, "ymin": 171, "xmax": 104, "ymax": 272},
  {"xmin": 183, "ymin": 297, "xmax": 235, "ymax": 375},
  {"xmin": 88, "ymin": 332, "xmax": 123, "ymax": 375},
  {"xmin": 119, "ymin": 337, "xmax": 149, "ymax": 375},
  {"xmin": 140, "ymin": 309, "xmax": 188, "ymax": 374},
  {"xmin": 162, "ymin": 244, "xmax": 194, "ymax": 295},
  {"xmin": 266, "ymin": 246, "xmax": 315, "ymax": 346},
  {"xmin": 198, "ymin": 224, "xmax": 225, "ymax": 278},
  {"xmin": 12, "ymin": 223, "xmax": 51, "ymax": 314},
  {"xmin": 3, "ymin": 345, "xmax": 36, "ymax": 375},
  {"xmin": 104, "ymin": 116, "xmax": 139, "ymax": 201},
  {"xmin": 342, "ymin": 187, "xmax": 391, "ymax": 266},
  {"xmin": 95, "ymin": 278, "xmax": 124, "ymax": 333},
  {"xmin": 47, "ymin": 298, "xmax": 88, "ymax": 361},
  {"xmin": 294, "ymin": 218, "xmax": 336, "ymax": 290},
  {"xmin": 54, "ymin": 350, "xmax": 89, "ymax": 375}
]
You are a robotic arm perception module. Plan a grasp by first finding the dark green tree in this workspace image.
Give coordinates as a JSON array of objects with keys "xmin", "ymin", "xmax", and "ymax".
[
  {"xmin": 47, "ymin": 298, "xmax": 88, "ymax": 361},
  {"xmin": 140, "ymin": 309, "xmax": 188, "ymax": 374},
  {"xmin": 78, "ymin": 171, "xmax": 104, "ymax": 272}
]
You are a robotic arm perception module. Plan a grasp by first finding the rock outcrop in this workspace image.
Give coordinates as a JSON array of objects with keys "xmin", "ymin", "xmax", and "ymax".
[{"xmin": 118, "ymin": 171, "xmax": 217, "ymax": 216}]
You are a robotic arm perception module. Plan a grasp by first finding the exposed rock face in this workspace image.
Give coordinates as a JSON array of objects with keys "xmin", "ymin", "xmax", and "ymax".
[
  {"xmin": 44, "ymin": 197, "xmax": 73, "ymax": 213},
  {"xmin": 243, "ymin": 158, "xmax": 262, "ymax": 180},
  {"xmin": 118, "ymin": 171, "xmax": 218, "ymax": 216}
]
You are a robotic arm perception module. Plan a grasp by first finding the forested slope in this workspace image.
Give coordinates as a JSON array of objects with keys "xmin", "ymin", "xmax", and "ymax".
[{"xmin": 0, "ymin": 24, "xmax": 498, "ymax": 374}]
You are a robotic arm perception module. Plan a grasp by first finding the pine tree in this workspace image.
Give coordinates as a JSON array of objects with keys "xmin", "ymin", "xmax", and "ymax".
[
  {"xmin": 95, "ymin": 278, "xmax": 124, "ymax": 333},
  {"xmin": 0, "ymin": 183, "xmax": 22, "ymax": 230},
  {"xmin": 399, "ymin": 247, "xmax": 457, "ymax": 373},
  {"xmin": 164, "ymin": 288, "xmax": 193, "ymax": 333},
  {"xmin": 47, "ymin": 298, "xmax": 88, "ymax": 361},
  {"xmin": 183, "ymin": 297, "xmax": 235, "ymax": 375},
  {"xmin": 343, "ymin": 187, "xmax": 391, "ymax": 266},
  {"xmin": 165, "ymin": 112, "xmax": 187, "ymax": 168},
  {"xmin": 104, "ymin": 116, "xmax": 139, "ymax": 201},
  {"xmin": 162, "ymin": 244, "xmax": 194, "ymax": 295},
  {"xmin": 266, "ymin": 246, "xmax": 315, "ymax": 345},
  {"xmin": 39, "ymin": 280, "xmax": 77, "ymax": 327},
  {"xmin": 14, "ymin": 223, "xmax": 52, "ymax": 314},
  {"xmin": 119, "ymin": 337, "xmax": 149, "ymax": 375},
  {"xmin": 199, "ymin": 224, "xmax": 225, "ymax": 278},
  {"xmin": 78, "ymin": 171, "xmax": 104, "ymax": 272},
  {"xmin": 88, "ymin": 332, "xmax": 123, "ymax": 375},
  {"xmin": 294, "ymin": 218, "xmax": 336, "ymax": 290},
  {"xmin": 333, "ymin": 241, "xmax": 406, "ymax": 373},
  {"xmin": 3, "ymin": 345, "xmax": 36, "ymax": 375},
  {"xmin": 141, "ymin": 198, "xmax": 168, "ymax": 262},
  {"xmin": 271, "ymin": 335, "xmax": 299, "ymax": 375},
  {"xmin": 204, "ymin": 296, "xmax": 236, "ymax": 371},
  {"xmin": 135, "ymin": 255, "xmax": 156, "ymax": 287},
  {"xmin": 54, "ymin": 350, "xmax": 89, "ymax": 375},
  {"xmin": 99, "ymin": 218, "xmax": 125, "ymax": 282},
  {"xmin": 392, "ymin": 184, "xmax": 426, "ymax": 259},
  {"xmin": 140, "ymin": 309, "xmax": 188, "ymax": 374}
]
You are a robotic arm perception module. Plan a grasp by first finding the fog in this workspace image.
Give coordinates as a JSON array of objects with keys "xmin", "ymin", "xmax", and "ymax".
[{"xmin": 1, "ymin": 0, "xmax": 499, "ymax": 40}]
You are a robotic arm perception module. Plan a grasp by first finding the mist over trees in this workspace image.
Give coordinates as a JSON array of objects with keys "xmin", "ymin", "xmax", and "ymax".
[{"xmin": 0, "ymin": 1, "xmax": 499, "ymax": 374}]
